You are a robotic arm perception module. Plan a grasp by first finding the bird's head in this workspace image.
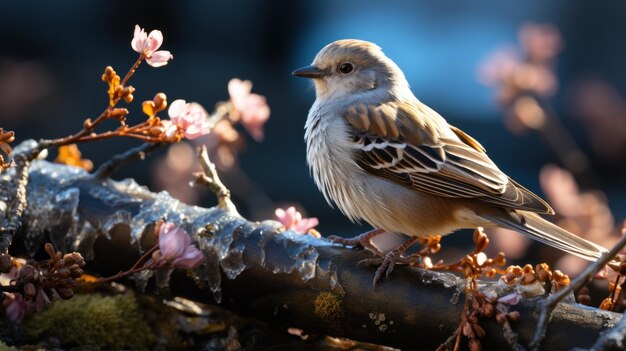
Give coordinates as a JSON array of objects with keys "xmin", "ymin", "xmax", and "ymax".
[{"xmin": 292, "ymin": 39, "xmax": 409, "ymax": 100}]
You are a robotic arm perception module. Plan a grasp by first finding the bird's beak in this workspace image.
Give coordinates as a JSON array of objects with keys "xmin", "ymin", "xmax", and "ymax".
[{"xmin": 292, "ymin": 65, "xmax": 328, "ymax": 79}]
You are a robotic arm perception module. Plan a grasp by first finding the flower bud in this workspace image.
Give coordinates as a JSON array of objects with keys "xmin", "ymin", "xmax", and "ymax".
[
  {"xmin": 522, "ymin": 264, "xmax": 534, "ymax": 274},
  {"xmin": 493, "ymin": 252, "xmax": 506, "ymax": 266},
  {"xmin": 153, "ymin": 93, "xmax": 167, "ymax": 112},
  {"xmin": 102, "ymin": 66, "xmax": 117, "ymax": 83},
  {"xmin": 521, "ymin": 273, "xmax": 537, "ymax": 285},
  {"xmin": 109, "ymin": 108, "xmax": 129, "ymax": 120},
  {"xmin": 536, "ymin": 263, "xmax": 552, "ymax": 282}
]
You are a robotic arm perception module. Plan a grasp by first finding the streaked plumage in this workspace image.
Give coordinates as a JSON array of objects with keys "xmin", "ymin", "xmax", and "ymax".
[{"xmin": 295, "ymin": 39, "xmax": 608, "ymax": 262}]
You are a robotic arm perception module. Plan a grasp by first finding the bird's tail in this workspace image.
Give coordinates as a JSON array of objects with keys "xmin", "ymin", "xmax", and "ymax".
[{"xmin": 485, "ymin": 211, "xmax": 609, "ymax": 262}]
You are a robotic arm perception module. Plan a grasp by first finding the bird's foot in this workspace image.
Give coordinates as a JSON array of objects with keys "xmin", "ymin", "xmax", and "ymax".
[
  {"xmin": 328, "ymin": 228, "xmax": 386, "ymax": 256},
  {"xmin": 357, "ymin": 237, "xmax": 420, "ymax": 287}
]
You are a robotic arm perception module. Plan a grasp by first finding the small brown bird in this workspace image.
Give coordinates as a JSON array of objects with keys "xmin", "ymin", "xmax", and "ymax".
[{"xmin": 292, "ymin": 39, "xmax": 609, "ymax": 284}]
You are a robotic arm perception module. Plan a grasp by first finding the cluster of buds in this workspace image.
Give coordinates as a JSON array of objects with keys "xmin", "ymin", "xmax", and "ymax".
[
  {"xmin": 102, "ymin": 66, "xmax": 134, "ymax": 109},
  {"xmin": 418, "ymin": 235, "xmax": 442, "ymax": 258},
  {"xmin": 501, "ymin": 262, "xmax": 570, "ymax": 292},
  {"xmin": 0, "ymin": 128, "xmax": 15, "ymax": 172},
  {"xmin": 426, "ymin": 228, "xmax": 506, "ymax": 280},
  {"xmin": 1, "ymin": 243, "xmax": 85, "ymax": 322},
  {"xmin": 455, "ymin": 291, "xmax": 522, "ymax": 351}
]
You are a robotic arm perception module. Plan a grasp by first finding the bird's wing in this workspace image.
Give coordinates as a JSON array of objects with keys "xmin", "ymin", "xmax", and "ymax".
[{"xmin": 344, "ymin": 101, "xmax": 554, "ymax": 214}]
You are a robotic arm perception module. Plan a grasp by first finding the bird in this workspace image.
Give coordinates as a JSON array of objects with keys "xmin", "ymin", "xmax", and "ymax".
[{"xmin": 292, "ymin": 39, "xmax": 611, "ymax": 285}]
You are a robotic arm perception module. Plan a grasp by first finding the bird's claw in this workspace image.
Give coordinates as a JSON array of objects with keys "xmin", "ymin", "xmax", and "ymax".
[
  {"xmin": 328, "ymin": 229, "xmax": 385, "ymax": 256},
  {"xmin": 358, "ymin": 251, "xmax": 418, "ymax": 287}
]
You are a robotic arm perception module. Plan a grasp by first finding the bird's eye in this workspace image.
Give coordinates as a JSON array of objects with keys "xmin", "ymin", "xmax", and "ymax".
[{"xmin": 339, "ymin": 63, "xmax": 354, "ymax": 74}]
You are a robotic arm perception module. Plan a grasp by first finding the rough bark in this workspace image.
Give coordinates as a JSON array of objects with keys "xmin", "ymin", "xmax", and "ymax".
[{"xmin": 3, "ymin": 160, "xmax": 621, "ymax": 350}]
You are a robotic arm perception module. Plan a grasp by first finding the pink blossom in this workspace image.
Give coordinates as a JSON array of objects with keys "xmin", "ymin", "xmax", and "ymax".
[
  {"xmin": 228, "ymin": 78, "xmax": 270, "ymax": 141},
  {"xmin": 131, "ymin": 25, "xmax": 173, "ymax": 67},
  {"xmin": 498, "ymin": 292, "xmax": 522, "ymax": 306},
  {"xmin": 3, "ymin": 292, "xmax": 27, "ymax": 322},
  {"xmin": 275, "ymin": 206, "xmax": 319, "ymax": 235},
  {"xmin": 154, "ymin": 222, "xmax": 205, "ymax": 269},
  {"xmin": 168, "ymin": 99, "xmax": 212, "ymax": 140}
]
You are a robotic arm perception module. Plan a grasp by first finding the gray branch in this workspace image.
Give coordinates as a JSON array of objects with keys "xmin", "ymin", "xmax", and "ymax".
[{"xmin": 3, "ymin": 160, "xmax": 622, "ymax": 350}]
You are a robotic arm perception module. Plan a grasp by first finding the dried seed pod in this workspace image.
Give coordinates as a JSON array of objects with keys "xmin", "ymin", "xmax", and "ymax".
[
  {"xmin": 469, "ymin": 338, "xmax": 482, "ymax": 351},
  {"xmin": 472, "ymin": 323, "xmax": 486, "ymax": 338},
  {"xmin": 482, "ymin": 303, "xmax": 494, "ymax": 317},
  {"xmin": 54, "ymin": 259, "xmax": 66, "ymax": 269},
  {"xmin": 496, "ymin": 313, "xmax": 506, "ymax": 324},
  {"xmin": 506, "ymin": 311, "xmax": 520, "ymax": 321},
  {"xmin": 57, "ymin": 268, "xmax": 71, "ymax": 278},
  {"xmin": 462, "ymin": 321, "xmax": 474, "ymax": 338},
  {"xmin": 70, "ymin": 268, "xmax": 84, "ymax": 279},
  {"xmin": 18, "ymin": 264, "xmax": 36, "ymax": 281},
  {"xmin": 44, "ymin": 243, "xmax": 56, "ymax": 259},
  {"xmin": 56, "ymin": 287, "xmax": 74, "ymax": 300},
  {"xmin": 23, "ymin": 282, "xmax": 37, "ymax": 299},
  {"xmin": 485, "ymin": 268, "xmax": 496, "ymax": 278},
  {"xmin": 0, "ymin": 254, "xmax": 12, "ymax": 273}
]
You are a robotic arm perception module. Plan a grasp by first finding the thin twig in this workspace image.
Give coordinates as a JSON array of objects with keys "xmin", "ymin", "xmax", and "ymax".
[
  {"xmin": 529, "ymin": 230, "xmax": 626, "ymax": 351},
  {"xmin": 0, "ymin": 155, "xmax": 31, "ymax": 254},
  {"xmin": 194, "ymin": 145, "xmax": 238, "ymax": 214},
  {"xmin": 94, "ymin": 142, "xmax": 163, "ymax": 179},
  {"xmin": 120, "ymin": 55, "xmax": 144, "ymax": 87},
  {"xmin": 92, "ymin": 244, "xmax": 159, "ymax": 284}
]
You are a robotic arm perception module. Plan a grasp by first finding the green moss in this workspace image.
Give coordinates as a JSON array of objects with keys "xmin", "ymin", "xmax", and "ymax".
[
  {"xmin": 0, "ymin": 341, "xmax": 18, "ymax": 351},
  {"xmin": 23, "ymin": 293, "xmax": 155, "ymax": 351},
  {"xmin": 314, "ymin": 292, "xmax": 345, "ymax": 327}
]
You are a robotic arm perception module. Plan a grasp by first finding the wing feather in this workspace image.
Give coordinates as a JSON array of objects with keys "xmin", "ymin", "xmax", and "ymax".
[{"xmin": 345, "ymin": 101, "xmax": 554, "ymax": 214}]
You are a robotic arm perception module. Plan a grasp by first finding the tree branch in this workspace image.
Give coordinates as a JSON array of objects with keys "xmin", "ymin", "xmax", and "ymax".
[
  {"xmin": 4, "ymin": 160, "xmax": 622, "ymax": 350},
  {"xmin": 530, "ymin": 231, "xmax": 626, "ymax": 350},
  {"xmin": 93, "ymin": 142, "xmax": 163, "ymax": 179}
]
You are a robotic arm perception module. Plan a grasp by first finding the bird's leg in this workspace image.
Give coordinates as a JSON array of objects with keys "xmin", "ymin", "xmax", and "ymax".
[
  {"xmin": 328, "ymin": 228, "xmax": 386, "ymax": 256},
  {"xmin": 358, "ymin": 236, "xmax": 420, "ymax": 286}
]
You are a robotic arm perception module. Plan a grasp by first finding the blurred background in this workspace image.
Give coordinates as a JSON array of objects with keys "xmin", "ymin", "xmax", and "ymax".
[{"xmin": 2, "ymin": 0, "xmax": 626, "ymax": 277}]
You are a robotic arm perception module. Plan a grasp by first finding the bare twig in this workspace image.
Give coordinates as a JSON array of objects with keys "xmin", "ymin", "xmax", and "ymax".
[
  {"xmin": 94, "ymin": 142, "xmax": 163, "ymax": 179},
  {"xmin": 0, "ymin": 155, "xmax": 31, "ymax": 253},
  {"xmin": 194, "ymin": 145, "xmax": 238, "ymax": 214},
  {"xmin": 530, "ymin": 230, "xmax": 626, "ymax": 351}
]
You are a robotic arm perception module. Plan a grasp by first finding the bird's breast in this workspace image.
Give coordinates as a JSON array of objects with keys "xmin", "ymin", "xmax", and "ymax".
[{"xmin": 305, "ymin": 106, "xmax": 372, "ymax": 223}]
